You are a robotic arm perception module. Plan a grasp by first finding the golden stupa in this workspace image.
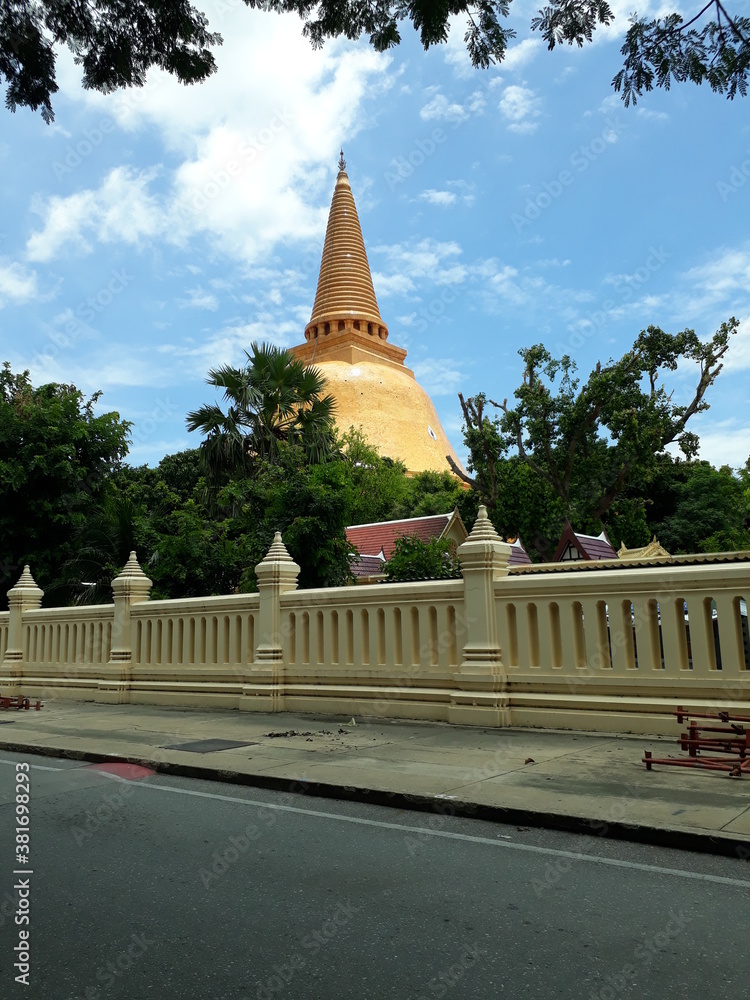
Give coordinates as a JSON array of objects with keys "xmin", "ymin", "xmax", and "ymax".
[{"xmin": 290, "ymin": 152, "xmax": 465, "ymax": 476}]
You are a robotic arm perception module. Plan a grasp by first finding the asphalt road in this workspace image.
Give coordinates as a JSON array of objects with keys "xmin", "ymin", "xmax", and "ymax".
[{"xmin": 0, "ymin": 749, "xmax": 747, "ymax": 1000}]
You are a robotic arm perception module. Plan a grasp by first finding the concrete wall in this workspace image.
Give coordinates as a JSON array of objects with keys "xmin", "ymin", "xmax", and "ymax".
[{"xmin": 1, "ymin": 510, "xmax": 748, "ymax": 735}]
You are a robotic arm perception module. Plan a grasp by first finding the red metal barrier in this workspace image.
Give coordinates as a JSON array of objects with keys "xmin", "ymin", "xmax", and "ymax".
[
  {"xmin": 0, "ymin": 695, "xmax": 43, "ymax": 711},
  {"xmin": 643, "ymin": 706, "xmax": 749, "ymax": 778}
]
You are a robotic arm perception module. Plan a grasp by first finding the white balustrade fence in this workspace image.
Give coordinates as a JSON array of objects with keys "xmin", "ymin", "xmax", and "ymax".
[{"xmin": 1, "ymin": 510, "xmax": 748, "ymax": 734}]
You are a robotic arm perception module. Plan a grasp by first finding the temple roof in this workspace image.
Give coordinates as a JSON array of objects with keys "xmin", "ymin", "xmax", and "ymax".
[
  {"xmin": 508, "ymin": 537, "xmax": 532, "ymax": 566},
  {"xmin": 346, "ymin": 510, "xmax": 466, "ymax": 561},
  {"xmin": 553, "ymin": 524, "xmax": 618, "ymax": 562},
  {"xmin": 305, "ymin": 154, "xmax": 386, "ymax": 339},
  {"xmin": 618, "ymin": 537, "xmax": 671, "ymax": 561}
]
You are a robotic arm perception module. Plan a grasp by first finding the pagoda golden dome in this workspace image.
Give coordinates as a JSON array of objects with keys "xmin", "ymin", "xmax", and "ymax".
[{"xmin": 290, "ymin": 152, "xmax": 465, "ymax": 477}]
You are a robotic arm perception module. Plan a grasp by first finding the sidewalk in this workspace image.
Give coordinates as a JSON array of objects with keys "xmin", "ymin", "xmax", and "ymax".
[{"xmin": 1, "ymin": 701, "xmax": 748, "ymax": 856}]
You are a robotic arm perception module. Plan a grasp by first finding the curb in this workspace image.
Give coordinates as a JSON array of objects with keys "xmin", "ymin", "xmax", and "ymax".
[{"xmin": 2, "ymin": 738, "xmax": 748, "ymax": 860}]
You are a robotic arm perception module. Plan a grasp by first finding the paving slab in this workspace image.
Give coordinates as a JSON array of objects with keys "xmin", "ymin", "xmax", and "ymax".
[{"xmin": 0, "ymin": 700, "xmax": 748, "ymax": 856}]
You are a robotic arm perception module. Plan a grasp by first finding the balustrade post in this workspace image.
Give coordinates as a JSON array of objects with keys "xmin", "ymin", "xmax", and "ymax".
[
  {"xmin": 449, "ymin": 506, "xmax": 512, "ymax": 726},
  {"xmin": 98, "ymin": 551, "xmax": 152, "ymax": 704},
  {"xmin": 1, "ymin": 567, "xmax": 43, "ymax": 693},
  {"xmin": 241, "ymin": 532, "xmax": 300, "ymax": 712}
]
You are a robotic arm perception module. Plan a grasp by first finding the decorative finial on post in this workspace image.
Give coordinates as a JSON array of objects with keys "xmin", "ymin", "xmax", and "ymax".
[{"xmin": 338, "ymin": 148, "xmax": 346, "ymax": 173}]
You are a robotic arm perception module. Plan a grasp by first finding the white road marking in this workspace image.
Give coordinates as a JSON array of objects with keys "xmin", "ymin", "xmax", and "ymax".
[
  {"xmin": 1, "ymin": 755, "xmax": 748, "ymax": 888},
  {"xmin": 0, "ymin": 756, "xmax": 76, "ymax": 773}
]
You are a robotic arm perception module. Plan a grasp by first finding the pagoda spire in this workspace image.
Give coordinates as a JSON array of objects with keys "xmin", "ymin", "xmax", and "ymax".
[{"xmin": 304, "ymin": 156, "xmax": 388, "ymax": 344}]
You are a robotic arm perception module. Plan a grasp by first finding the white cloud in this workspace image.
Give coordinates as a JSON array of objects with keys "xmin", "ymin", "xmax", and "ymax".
[
  {"xmin": 411, "ymin": 357, "xmax": 466, "ymax": 397},
  {"xmin": 419, "ymin": 93, "xmax": 470, "ymax": 124},
  {"xmin": 179, "ymin": 287, "xmax": 219, "ymax": 311},
  {"xmin": 503, "ymin": 40, "xmax": 543, "ymax": 72},
  {"xmin": 443, "ymin": 15, "xmax": 477, "ymax": 79},
  {"xmin": 637, "ymin": 108, "xmax": 669, "ymax": 122},
  {"xmin": 447, "ymin": 179, "xmax": 476, "ymax": 206},
  {"xmin": 26, "ymin": 168, "xmax": 162, "ymax": 262},
  {"xmin": 29, "ymin": 6, "xmax": 393, "ymax": 266},
  {"xmin": 125, "ymin": 438, "xmax": 193, "ymax": 466},
  {"xmin": 679, "ymin": 247, "xmax": 750, "ymax": 319},
  {"xmin": 695, "ymin": 424, "xmax": 750, "ymax": 467},
  {"xmin": 373, "ymin": 239, "xmax": 465, "ymax": 286},
  {"xmin": 0, "ymin": 259, "xmax": 38, "ymax": 306},
  {"xmin": 371, "ymin": 272, "xmax": 416, "ymax": 297},
  {"xmin": 723, "ymin": 314, "xmax": 750, "ymax": 372},
  {"xmin": 419, "ymin": 189, "xmax": 457, "ymax": 207},
  {"xmin": 23, "ymin": 347, "xmax": 170, "ymax": 391},
  {"xmin": 498, "ymin": 85, "xmax": 542, "ymax": 134}
]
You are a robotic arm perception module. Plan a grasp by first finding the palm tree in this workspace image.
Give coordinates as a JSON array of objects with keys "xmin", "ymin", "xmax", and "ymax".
[
  {"xmin": 57, "ymin": 493, "xmax": 140, "ymax": 605},
  {"xmin": 186, "ymin": 343, "xmax": 337, "ymax": 479}
]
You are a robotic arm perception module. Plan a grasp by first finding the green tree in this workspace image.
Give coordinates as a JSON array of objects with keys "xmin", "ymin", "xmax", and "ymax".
[
  {"xmin": 456, "ymin": 320, "xmax": 737, "ymax": 539},
  {"xmin": 651, "ymin": 461, "xmax": 750, "ymax": 554},
  {"xmin": 186, "ymin": 343, "xmax": 337, "ymax": 485},
  {"xmin": 400, "ymin": 469, "xmax": 475, "ymax": 519},
  {"xmin": 331, "ymin": 427, "xmax": 412, "ymax": 526},
  {"xmin": 0, "ymin": 363, "xmax": 130, "ymax": 605},
  {"xmin": 61, "ymin": 492, "xmax": 140, "ymax": 605},
  {"xmin": 96, "ymin": 444, "xmax": 354, "ymax": 598},
  {"xmin": 218, "ymin": 446, "xmax": 354, "ymax": 590},
  {"xmin": 383, "ymin": 534, "xmax": 462, "ymax": 583},
  {"xmin": 3, "ymin": 0, "xmax": 747, "ymax": 122},
  {"xmin": 1, "ymin": 0, "xmax": 219, "ymax": 123},
  {"xmin": 490, "ymin": 457, "xmax": 566, "ymax": 561}
]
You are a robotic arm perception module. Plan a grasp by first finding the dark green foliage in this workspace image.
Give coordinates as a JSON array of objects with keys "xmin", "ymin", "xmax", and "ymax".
[
  {"xmin": 331, "ymin": 428, "xmax": 412, "ymax": 526},
  {"xmin": 489, "ymin": 457, "xmax": 566, "ymax": 561},
  {"xmin": 220, "ymin": 448, "xmax": 355, "ymax": 591},
  {"xmin": 60, "ymin": 492, "xmax": 140, "ymax": 605},
  {"xmin": 1, "ymin": 0, "xmax": 220, "ymax": 122},
  {"xmin": 614, "ymin": 7, "xmax": 750, "ymax": 105},
  {"xmin": 383, "ymin": 534, "xmax": 462, "ymax": 583},
  {"xmin": 0, "ymin": 363, "xmax": 130, "ymax": 606},
  {"xmin": 601, "ymin": 495, "xmax": 651, "ymax": 551},
  {"xmin": 651, "ymin": 461, "xmax": 750, "ymax": 554}
]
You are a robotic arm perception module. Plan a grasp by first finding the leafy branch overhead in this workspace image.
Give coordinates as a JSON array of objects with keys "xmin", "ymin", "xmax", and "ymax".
[{"xmin": 2, "ymin": 0, "xmax": 748, "ymax": 122}]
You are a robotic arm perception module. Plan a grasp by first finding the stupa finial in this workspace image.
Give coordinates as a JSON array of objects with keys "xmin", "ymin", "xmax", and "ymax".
[{"xmin": 338, "ymin": 148, "xmax": 346, "ymax": 173}]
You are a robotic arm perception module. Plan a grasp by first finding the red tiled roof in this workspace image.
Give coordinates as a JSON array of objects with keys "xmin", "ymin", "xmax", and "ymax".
[{"xmin": 346, "ymin": 514, "xmax": 452, "ymax": 560}]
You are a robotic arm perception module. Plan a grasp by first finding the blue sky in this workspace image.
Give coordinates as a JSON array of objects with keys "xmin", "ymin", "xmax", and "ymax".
[{"xmin": 1, "ymin": 0, "xmax": 749, "ymax": 470}]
